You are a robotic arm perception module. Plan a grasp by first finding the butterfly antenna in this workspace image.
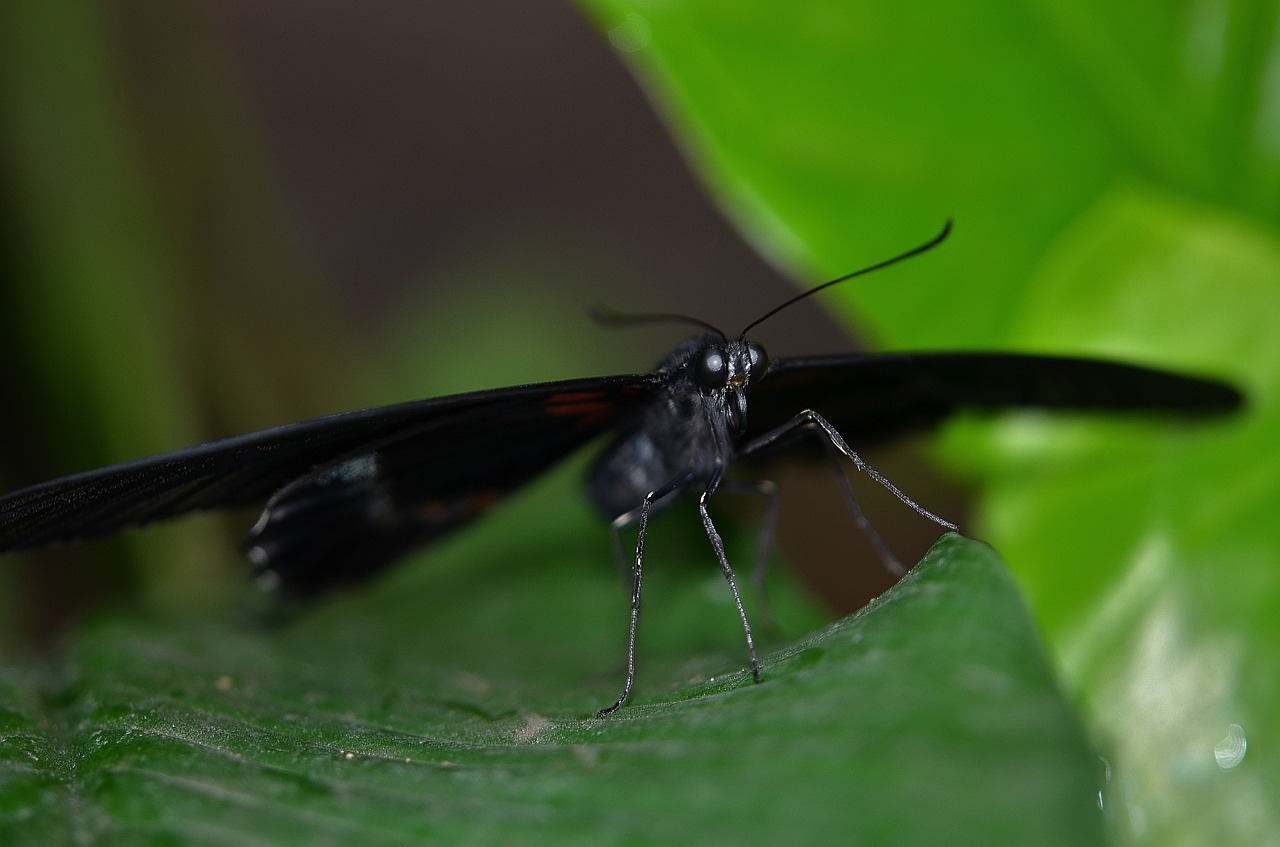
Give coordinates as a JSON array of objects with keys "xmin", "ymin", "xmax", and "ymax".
[
  {"xmin": 737, "ymin": 220, "xmax": 953, "ymax": 338},
  {"xmin": 589, "ymin": 305, "xmax": 726, "ymax": 339}
]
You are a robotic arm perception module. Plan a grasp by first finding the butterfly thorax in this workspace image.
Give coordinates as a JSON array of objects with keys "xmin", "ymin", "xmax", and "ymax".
[{"xmin": 587, "ymin": 333, "xmax": 769, "ymax": 517}]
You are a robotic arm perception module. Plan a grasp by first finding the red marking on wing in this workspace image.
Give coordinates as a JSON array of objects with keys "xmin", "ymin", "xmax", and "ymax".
[
  {"xmin": 545, "ymin": 391, "xmax": 612, "ymax": 416},
  {"xmin": 418, "ymin": 490, "xmax": 501, "ymax": 525}
]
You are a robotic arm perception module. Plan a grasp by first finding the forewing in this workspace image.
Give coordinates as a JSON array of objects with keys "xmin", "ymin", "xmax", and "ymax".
[
  {"xmin": 744, "ymin": 351, "xmax": 1242, "ymax": 453},
  {"xmin": 0, "ymin": 375, "xmax": 657, "ymax": 554},
  {"xmin": 246, "ymin": 377, "xmax": 661, "ymax": 594}
]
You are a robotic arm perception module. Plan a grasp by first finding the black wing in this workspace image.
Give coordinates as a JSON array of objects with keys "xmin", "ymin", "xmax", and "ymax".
[
  {"xmin": 0, "ymin": 375, "xmax": 658, "ymax": 591},
  {"xmin": 745, "ymin": 351, "xmax": 1243, "ymax": 451}
]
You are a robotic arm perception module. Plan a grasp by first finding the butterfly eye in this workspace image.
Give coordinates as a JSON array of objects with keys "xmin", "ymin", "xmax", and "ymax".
[
  {"xmin": 695, "ymin": 347, "xmax": 729, "ymax": 389},
  {"xmin": 746, "ymin": 342, "xmax": 769, "ymax": 383}
]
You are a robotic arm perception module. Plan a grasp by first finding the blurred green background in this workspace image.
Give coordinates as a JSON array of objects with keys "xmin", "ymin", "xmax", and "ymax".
[{"xmin": 1, "ymin": 1, "xmax": 1275, "ymax": 845}]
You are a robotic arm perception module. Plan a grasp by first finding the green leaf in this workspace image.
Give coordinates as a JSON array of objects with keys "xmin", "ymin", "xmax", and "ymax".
[
  {"xmin": 0, "ymin": 535, "xmax": 1102, "ymax": 845},
  {"xmin": 952, "ymin": 187, "xmax": 1279, "ymax": 847}
]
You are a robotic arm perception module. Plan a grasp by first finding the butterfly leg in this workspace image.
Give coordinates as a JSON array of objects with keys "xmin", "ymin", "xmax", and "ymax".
[
  {"xmin": 697, "ymin": 470, "xmax": 762, "ymax": 688},
  {"xmin": 720, "ymin": 478, "xmax": 779, "ymax": 597},
  {"xmin": 597, "ymin": 471, "xmax": 694, "ymax": 718},
  {"xmin": 740, "ymin": 410, "xmax": 957, "ymax": 540},
  {"xmin": 719, "ymin": 478, "xmax": 781, "ymax": 631},
  {"xmin": 814, "ymin": 434, "xmax": 906, "ymax": 576}
]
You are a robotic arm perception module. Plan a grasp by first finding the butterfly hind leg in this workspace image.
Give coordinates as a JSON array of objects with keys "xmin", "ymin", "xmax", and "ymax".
[
  {"xmin": 814, "ymin": 434, "xmax": 907, "ymax": 576},
  {"xmin": 739, "ymin": 409, "xmax": 957, "ymax": 575}
]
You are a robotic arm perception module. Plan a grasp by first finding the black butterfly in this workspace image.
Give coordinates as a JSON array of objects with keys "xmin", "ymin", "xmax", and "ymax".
[{"xmin": 0, "ymin": 223, "xmax": 1242, "ymax": 715}]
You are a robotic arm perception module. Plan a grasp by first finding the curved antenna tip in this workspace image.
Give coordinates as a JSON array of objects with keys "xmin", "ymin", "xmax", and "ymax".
[{"xmin": 738, "ymin": 218, "xmax": 954, "ymax": 337}]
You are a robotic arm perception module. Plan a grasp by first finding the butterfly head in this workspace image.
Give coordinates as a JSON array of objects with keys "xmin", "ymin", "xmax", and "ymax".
[
  {"xmin": 592, "ymin": 220, "xmax": 951, "ymax": 434},
  {"xmin": 693, "ymin": 338, "xmax": 769, "ymax": 431}
]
